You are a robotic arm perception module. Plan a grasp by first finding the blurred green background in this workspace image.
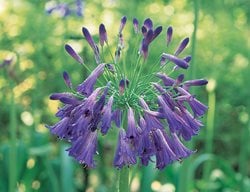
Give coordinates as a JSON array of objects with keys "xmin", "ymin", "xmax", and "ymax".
[{"xmin": 0, "ymin": 0, "xmax": 249, "ymax": 191}]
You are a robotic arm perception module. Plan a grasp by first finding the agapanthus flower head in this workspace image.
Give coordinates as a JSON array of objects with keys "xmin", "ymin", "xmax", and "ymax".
[
  {"xmin": 47, "ymin": 16, "xmax": 208, "ymax": 170},
  {"xmin": 45, "ymin": 0, "xmax": 84, "ymax": 18}
]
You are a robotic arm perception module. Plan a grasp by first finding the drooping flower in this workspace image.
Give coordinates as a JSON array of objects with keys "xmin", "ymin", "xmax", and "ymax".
[{"xmin": 47, "ymin": 16, "xmax": 208, "ymax": 170}]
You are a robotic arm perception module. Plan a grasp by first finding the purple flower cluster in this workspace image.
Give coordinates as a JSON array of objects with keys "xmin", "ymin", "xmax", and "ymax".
[
  {"xmin": 45, "ymin": 0, "xmax": 84, "ymax": 18},
  {"xmin": 47, "ymin": 16, "xmax": 208, "ymax": 169}
]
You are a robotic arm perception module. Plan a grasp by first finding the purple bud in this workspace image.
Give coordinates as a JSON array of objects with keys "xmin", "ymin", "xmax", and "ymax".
[
  {"xmin": 184, "ymin": 79, "xmax": 208, "ymax": 87},
  {"xmin": 162, "ymin": 53, "xmax": 189, "ymax": 69},
  {"xmin": 50, "ymin": 93, "xmax": 73, "ymax": 100},
  {"xmin": 152, "ymin": 26, "xmax": 162, "ymax": 40},
  {"xmin": 143, "ymin": 18, "xmax": 153, "ymax": 30},
  {"xmin": 119, "ymin": 16, "xmax": 127, "ymax": 33},
  {"xmin": 119, "ymin": 78, "xmax": 129, "ymax": 94},
  {"xmin": 65, "ymin": 44, "xmax": 83, "ymax": 64},
  {"xmin": 82, "ymin": 27, "xmax": 96, "ymax": 51},
  {"xmin": 166, "ymin": 26, "xmax": 173, "ymax": 46},
  {"xmin": 63, "ymin": 71, "xmax": 72, "ymax": 88},
  {"xmin": 133, "ymin": 18, "xmax": 139, "ymax": 33},
  {"xmin": 99, "ymin": 23, "xmax": 107, "ymax": 46},
  {"xmin": 184, "ymin": 55, "xmax": 192, "ymax": 63},
  {"xmin": 174, "ymin": 37, "xmax": 189, "ymax": 56}
]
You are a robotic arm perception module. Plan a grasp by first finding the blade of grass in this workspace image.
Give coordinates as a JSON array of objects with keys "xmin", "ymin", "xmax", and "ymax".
[{"xmin": 9, "ymin": 82, "xmax": 17, "ymax": 192}]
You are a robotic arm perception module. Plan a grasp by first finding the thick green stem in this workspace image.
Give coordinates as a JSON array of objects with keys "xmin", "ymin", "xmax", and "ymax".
[
  {"xmin": 203, "ymin": 90, "xmax": 216, "ymax": 190},
  {"xmin": 9, "ymin": 83, "xmax": 17, "ymax": 192},
  {"xmin": 118, "ymin": 167, "xmax": 130, "ymax": 192}
]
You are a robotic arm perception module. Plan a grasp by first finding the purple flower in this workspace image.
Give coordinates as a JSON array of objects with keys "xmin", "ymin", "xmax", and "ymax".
[
  {"xmin": 48, "ymin": 16, "xmax": 208, "ymax": 170},
  {"xmin": 151, "ymin": 129, "xmax": 177, "ymax": 169},
  {"xmin": 67, "ymin": 130, "xmax": 98, "ymax": 168},
  {"xmin": 113, "ymin": 129, "xmax": 137, "ymax": 168},
  {"xmin": 77, "ymin": 63, "xmax": 106, "ymax": 96},
  {"xmin": 161, "ymin": 53, "xmax": 189, "ymax": 69}
]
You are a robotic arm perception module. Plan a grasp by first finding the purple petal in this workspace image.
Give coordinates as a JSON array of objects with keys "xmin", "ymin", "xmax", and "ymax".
[
  {"xmin": 67, "ymin": 130, "xmax": 98, "ymax": 168},
  {"xmin": 141, "ymin": 26, "xmax": 147, "ymax": 36},
  {"xmin": 174, "ymin": 37, "xmax": 189, "ymax": 56},
  {"xmin": 143, "ymin": 18, "xmax": 153, "ymax": 30},
  {"xmin": 101, "ymin": 96, "xmax": 114, "ymax": 135},
  {"xmin": 63, "ymin": 71, "xmax": 72, "ymax": 88},
  {"xmin": 65, "ymin": 44, "xmax": 83, "ymax": 64},
  {"xmin": 112, "ymin": 109, "xmax": 122, "ymax": 128},
  {"xmin": 152, "ymin": 26, "xmax": 162, "ymax": 40},
  {"xmin": 126, "ymin": 107, "xmax": 139, "ymax": 139}
]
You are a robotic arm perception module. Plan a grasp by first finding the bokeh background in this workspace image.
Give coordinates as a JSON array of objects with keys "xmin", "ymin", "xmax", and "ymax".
[{"xmin": 0, "ymin": 0, "xmax": 249, "ymax": 191}]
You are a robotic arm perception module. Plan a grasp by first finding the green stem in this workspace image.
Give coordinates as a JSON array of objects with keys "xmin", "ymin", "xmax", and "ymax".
[
  {"xmin": 118, "ymin": 167, "xmax": 129, "ymax": 192},
  {"xmin": 202, "ymin": 90, "xmax": 216, "ymax": 191},
  {"xmin": 239, "ymin": 119, "xmax": 250, "ymax": 192},
  {"xmin": 9, "ymin": 82, "xmax": 17, "ymax": 192}
]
